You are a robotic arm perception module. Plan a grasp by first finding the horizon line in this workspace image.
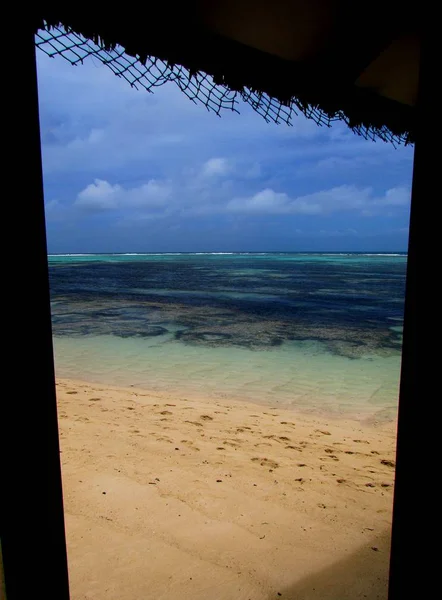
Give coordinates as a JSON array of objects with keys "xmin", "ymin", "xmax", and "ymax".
[{"xmin": 47, "ymin": 250, "xmax": 408, "ymax": 256}]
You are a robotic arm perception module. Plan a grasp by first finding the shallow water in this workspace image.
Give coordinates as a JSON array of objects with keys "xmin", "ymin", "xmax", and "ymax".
[{"xmin": 49, "ymin": 252, "xmax": 406, "ymax": 419}]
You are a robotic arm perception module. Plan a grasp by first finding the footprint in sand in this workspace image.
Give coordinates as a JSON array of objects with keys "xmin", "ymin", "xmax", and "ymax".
[
  {"xmin": 251, "ymin": 457, "xmax": 279, "ymax": 469},
  {"xmin": 380, "ymin": 459, "xmax": 395, "ymax": 468},
  {"xmin": 185, "ymin": 420, "xmax": 203, "ymax": 427},
  {"xmin": 160, "ymin": 410, "xmax": 173, "ymax": 415},
  {"xmin": 89, "ymin": 397, "xmax": 101, "ymax": 402},
  {"xmin": 180, "ymin": 440, "xmax": 200, "ymax": 451},
  {"xmin": 200, "ymin": 415, "xmax": 213, "ymax": 421}
]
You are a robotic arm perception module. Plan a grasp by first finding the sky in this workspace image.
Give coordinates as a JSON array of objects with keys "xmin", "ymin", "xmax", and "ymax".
[{"xmin": 37, "ymin": 50, "xmax": 414, "ymax": 253}]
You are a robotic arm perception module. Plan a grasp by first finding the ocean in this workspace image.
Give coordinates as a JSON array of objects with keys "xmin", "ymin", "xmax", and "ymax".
[{"xmin": 48, "ymin": 252, "xmax": 406, "ymax": 420}]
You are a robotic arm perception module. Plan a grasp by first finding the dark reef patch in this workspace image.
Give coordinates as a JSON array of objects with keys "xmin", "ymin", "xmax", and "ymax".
[{"xmin": 49, "ymin": 255, "xmax": 406, "ymax": 358}]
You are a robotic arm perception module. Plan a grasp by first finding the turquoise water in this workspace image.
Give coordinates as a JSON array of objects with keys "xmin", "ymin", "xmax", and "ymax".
[{"xmin": 49, "ymin": 252, "xmax": 406, "ymax": 420}]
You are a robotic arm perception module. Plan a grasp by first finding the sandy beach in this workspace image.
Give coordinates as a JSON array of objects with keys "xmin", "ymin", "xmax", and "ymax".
[{"xmin": 57, "ymin": 378, "xmax": 397, "ymax": 600}]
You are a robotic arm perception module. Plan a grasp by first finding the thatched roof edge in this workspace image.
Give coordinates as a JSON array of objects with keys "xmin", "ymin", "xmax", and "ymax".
[{"xmin": 34, "ymin": 12, "xmax": 414, "ymax": 144}]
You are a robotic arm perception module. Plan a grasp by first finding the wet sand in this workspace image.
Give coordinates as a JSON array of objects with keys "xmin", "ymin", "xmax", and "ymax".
[{"xmin": 57, "ymin": 378, "xmax": 397, "ymax": 600}]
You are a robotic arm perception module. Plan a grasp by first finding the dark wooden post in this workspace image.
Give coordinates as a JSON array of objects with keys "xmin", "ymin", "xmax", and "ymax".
[
  {"xmin": 388, "ymin": 34, "xmax": 429, "ymax": 600},
  {"xmin": 1, "ymin": 27, "xmax": 70, "ymax": 600}
]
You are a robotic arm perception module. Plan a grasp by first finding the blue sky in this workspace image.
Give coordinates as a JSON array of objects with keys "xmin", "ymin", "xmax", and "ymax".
[{"xmin": 37, "ymin": 50, "xmax": 414, "ymax": 253}]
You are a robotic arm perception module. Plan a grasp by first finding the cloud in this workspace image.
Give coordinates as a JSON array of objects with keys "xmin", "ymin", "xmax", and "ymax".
[
  {"xmin": 75, "ymin": 180, "xmax": 121, "ymax": 210},
  {"xmin": 226, "ymin": 186, "xmax": 410, "ymax": 216},
  {"xmin": 74, "ymin": 179, "xmax": 171, "ymax": 212},
  {"xmin": 201, "ymin": 158, "xmax": 230, "ymax": 177},
  {"xmin": 379, "ymin": 187, "xmax": 410, "ymax": 206},
  {"xmin": 71, "ymin": 172, "xmax": 410, "ymax": 221}
]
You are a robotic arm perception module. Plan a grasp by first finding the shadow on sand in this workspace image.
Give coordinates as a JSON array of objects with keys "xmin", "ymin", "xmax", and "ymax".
[{"xmin": 269, "ymin": 530, "xmax": 392, "ymax": 600}]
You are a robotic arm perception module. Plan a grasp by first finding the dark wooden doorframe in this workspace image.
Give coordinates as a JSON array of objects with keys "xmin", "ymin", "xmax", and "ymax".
[
  {"xmin": 1, "ymin": 28, "xmax": 70, "ymax": 600},
  {"xmin": 388, "ymin": 35, "xmax": 425, "ymax": 600}
]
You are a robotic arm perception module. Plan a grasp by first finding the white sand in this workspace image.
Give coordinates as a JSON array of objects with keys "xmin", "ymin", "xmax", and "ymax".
[{"xmin": 57, "ymin": 378, "xmax": 397, "ymax": 600}]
